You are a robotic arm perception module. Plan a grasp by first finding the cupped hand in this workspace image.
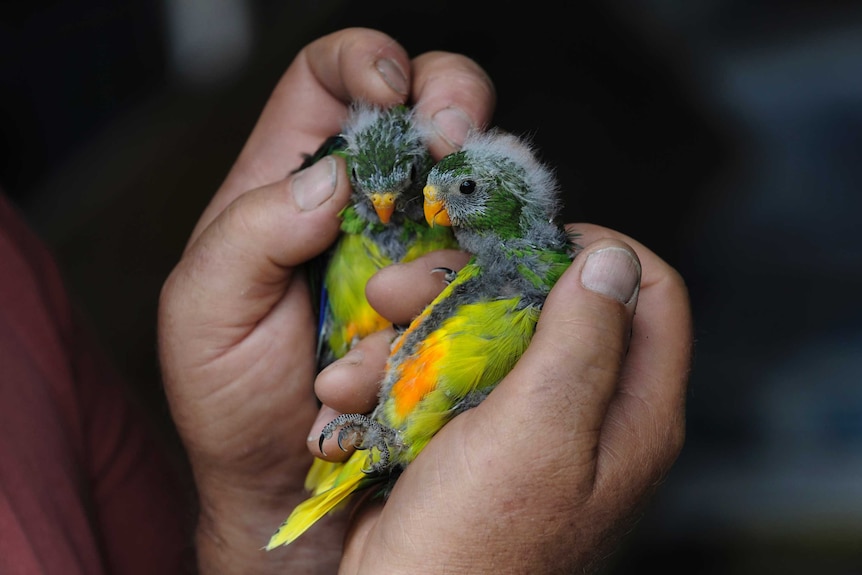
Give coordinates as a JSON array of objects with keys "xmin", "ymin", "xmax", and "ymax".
[
  {"xmin": 313, "ymin": 225, "xmax": 691, "ymax": 574},
  {"xmin": 156, "ymin": 27, "xmax": 494, "ymax": 574}
]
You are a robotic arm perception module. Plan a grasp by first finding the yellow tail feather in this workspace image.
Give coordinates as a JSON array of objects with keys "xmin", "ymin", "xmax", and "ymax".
[
  {"xmin": 304, "ymin": 458, "xmax": 342, "ymax": 493},
  {"xmin": 265, "ymin": 454, "xmax": 372, "ymax": 550}
]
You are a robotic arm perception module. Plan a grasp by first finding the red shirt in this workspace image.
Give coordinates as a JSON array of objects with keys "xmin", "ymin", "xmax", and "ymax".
[{"xmin": 0, "ymin": 193, "xmax": 189, "ymax": 573}]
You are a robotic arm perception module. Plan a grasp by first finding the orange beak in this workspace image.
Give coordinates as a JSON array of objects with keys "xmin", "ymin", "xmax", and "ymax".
[
  {"xmin": 370, "ymin": 193, "xmax": 396, "ymax": 224},
  {"xmin": 423, "ymin": 185, "xmax": 451, "ymax": 227}
]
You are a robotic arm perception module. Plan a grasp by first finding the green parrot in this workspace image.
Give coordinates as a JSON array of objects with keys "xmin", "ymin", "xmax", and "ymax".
[
  {"xmin": 266, "ymin": 129, "xmax": 577, "ymax": 549},
  {"xmin": 303, "ymin": 101, "xmax": 459, "ymax": 371}
]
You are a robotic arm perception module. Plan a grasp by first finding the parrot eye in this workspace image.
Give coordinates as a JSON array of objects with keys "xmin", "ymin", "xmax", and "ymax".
[{"xmin": 459, "ymin": 180, "xmax": 477, "ymax": 195}]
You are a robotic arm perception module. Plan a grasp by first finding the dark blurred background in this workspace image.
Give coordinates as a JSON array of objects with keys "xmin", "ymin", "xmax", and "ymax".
[{"xmin": 2, "ymin": 1, "xmax": 861, "ymax": 572}]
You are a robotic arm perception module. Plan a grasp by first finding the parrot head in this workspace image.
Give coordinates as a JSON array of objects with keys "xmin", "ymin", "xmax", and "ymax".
[
  {"xmin": 343, "ymin": 103, "xmax": 434, "ymax": 224},
  {"xmin": 423, "ymin": 129, "xmax": 561, "ymax": 240}
]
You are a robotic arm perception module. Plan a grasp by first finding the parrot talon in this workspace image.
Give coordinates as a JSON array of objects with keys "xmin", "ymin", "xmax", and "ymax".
[
  {"xmin": 430, "ymin": 267, "xmax": 457, "ymax": 284},
  {"xmin": 318, "ymin": 412, "xmax": 398, "ymax": 474},
  {"xmin": 318, "ymin": 435, "xmax": 327, "ymax": 457},
  {"xmin": 336, "ymin": 425, "xmax": 368, "ymax": 452},
  {"xmin": 335, "ymin": 432, "xmax": 348, "ymax": 452},
  {"xmin": 360, "ymin": 443, "xmax": 390, "ymax": 474},
  {"xmin": 319, "ymin": 413, "xmax": 372, "ymax": 454},
  {"xmin": 317, "ymin": 421, "xmax": 339, "ymax": 456}
]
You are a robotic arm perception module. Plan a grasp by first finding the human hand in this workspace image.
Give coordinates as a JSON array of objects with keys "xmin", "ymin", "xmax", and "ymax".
[
  {"xmin": 157, "ymin": 27, "xmax": 495, "ymax": 574},
  {"xmin": 312, "ymin": 225, "xmax": 691, "ymax": 574}
]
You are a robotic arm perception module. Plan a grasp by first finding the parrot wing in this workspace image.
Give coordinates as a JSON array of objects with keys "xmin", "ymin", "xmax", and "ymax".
[
  {"xmin": 378, "ymin": 264, "xmax": 542, "ymax": 463},
  {"xmin": 290, "ymin": 132, "xmax": 351, "ymax": 367},
  {"xmin": 317, "ymin": 228, "xmax": 393, "ymax": 367}
]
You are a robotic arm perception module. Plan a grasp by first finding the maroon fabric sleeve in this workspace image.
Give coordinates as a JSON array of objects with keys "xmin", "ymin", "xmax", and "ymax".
[{"xmin": 0, "ymin": 193, "xmax": 191, "ymax": 574}]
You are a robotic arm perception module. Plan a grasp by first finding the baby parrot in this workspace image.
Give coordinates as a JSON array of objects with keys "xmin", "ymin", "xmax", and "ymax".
[
  {"xmin": 266, "ymin": 129, "xmax": 577, "ymax": 549},
  {"xmin": 301, "ymin": 102, "xmax": 459, "ymax": 371}
]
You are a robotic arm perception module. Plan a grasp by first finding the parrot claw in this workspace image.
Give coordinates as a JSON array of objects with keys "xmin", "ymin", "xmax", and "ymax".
[
  {"xmin": 318, "ymin": 428, "xmax": 332, "ymax": 456},
  {"xmin": 337, "ymin": 426, "xmax": 366, "ymax": 452},
  {"xmin": 318, "ymin": 413, "xmax": 398, "ymax": 473},
  {"xmin": 431, "ymin": 267, "xmax": 457, "ymax": 285}
]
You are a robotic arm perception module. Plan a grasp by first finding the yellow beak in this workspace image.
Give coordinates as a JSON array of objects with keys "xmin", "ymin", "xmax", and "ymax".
[
  {"xmin": 370, "ymin": 192, "xmax": 396, "ymax": 224},
  {"xmin": 423, "ymin": 185, "xmax": 451, "ymax": 227}
]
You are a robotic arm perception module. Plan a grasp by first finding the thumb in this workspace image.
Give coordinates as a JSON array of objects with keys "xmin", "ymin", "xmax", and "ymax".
[
  {"xmin": 159, "ymin": 155, "xmax": 351, "ymax": 418},
  {"xmin": 476, "ymin": 238, "xmax": 641, "ymax": 483},
  {"xmin": 524, "ymin": 239, "xmax": 640, "ymax": 431}
]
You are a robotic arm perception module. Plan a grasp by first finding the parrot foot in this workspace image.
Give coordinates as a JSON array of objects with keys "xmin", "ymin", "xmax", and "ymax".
[
  {"xmin": 431, "ymin": 266, "xmax": 457, "ymax": 285},
  {"xmin": 318, "ymin": 413, "xmax": 398, "ymax": 473}
]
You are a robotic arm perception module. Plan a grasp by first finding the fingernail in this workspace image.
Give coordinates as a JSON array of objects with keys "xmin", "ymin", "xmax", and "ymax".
[
  {"xmin": 292, "ymin": 156, "xmax": 337, "ymax": 211},
  {"xmin": 431, "ymin": 107, "xmax": 473, "ymax": 149},
  {"xmin": 581, "ymin": 247, "xmax": 641, "ymax": 304},
  {"xmin": 375, "ymin": 58, "xmax": 409, "ymax": 96}
]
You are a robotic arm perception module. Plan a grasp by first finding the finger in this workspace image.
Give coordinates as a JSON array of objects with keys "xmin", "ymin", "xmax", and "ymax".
[
  {"xmin": 411, "ymin": 51, "xmax": 496, "ymax": 158},
  {"xmin": 315, "ymin": 327, "xmax": 396, "ymax": 412},
  {"xmin": 309, "ymin": 328, "xmax": 397, "ymax": 460},
  {"xmin": 306, "ymin": 27, "xmax": 412, "ymax": 103},
  {"xmin": 365, "ymin": 249, "xmax": 472, "ymax": 325},
  {"xmin": 189, "ymin": 28, "xmax": 414, "ymax": 245}
]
